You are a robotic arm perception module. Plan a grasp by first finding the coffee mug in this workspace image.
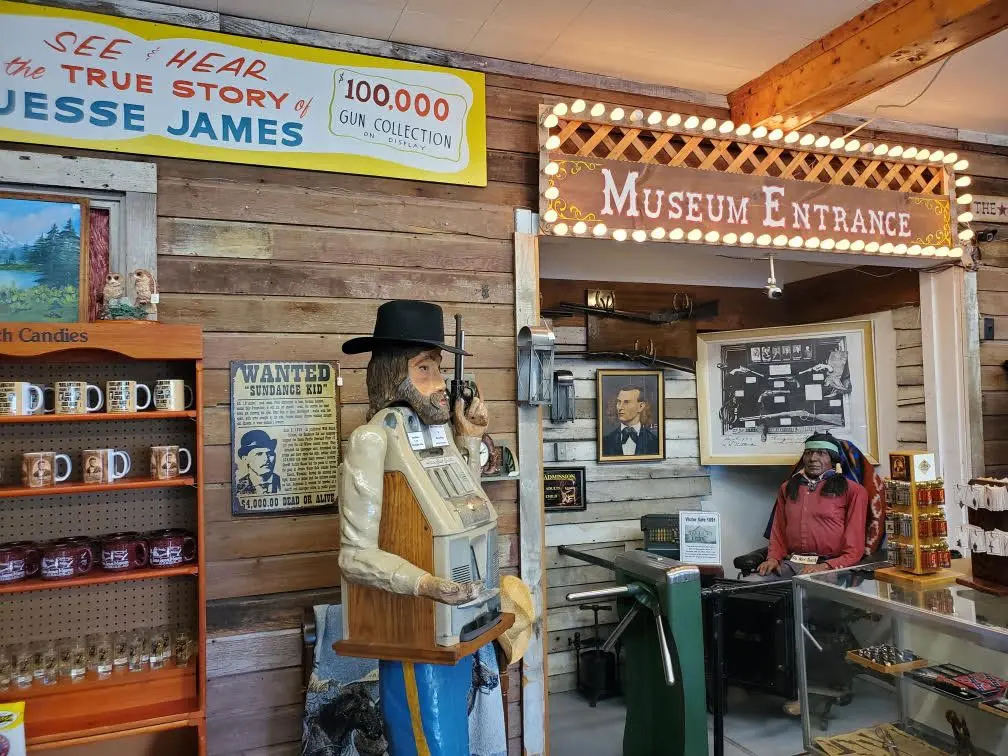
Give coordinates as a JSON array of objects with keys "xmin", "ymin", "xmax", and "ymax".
[
  {"xmin": 154, "ymin": 379, "xmax": 194, "ymax": 411},
  {"xmin": 62, "ymin": 535, "xmax": 99, "ymax": 566},
  {"xmin": 82, "ymin": 449, "xmax": 131, "ymax": 484},
  {"xmin": 21, "ymin": 452, "xmax": 72, "ymax": 488},
  {"xmin": 147, "ymin": 529, "xmax": 196, "ymax": 567},
  {"xmin": 150, "ymin": 446, "xmax": 192, "ymax": 480},
  {"xmin": 106, "ymin": 380, "xmax": 152, "ymax": 413},
  {"xmin": 40, "ymin": 540, "xmax": 93, "ymax": 580},
  {"xmin": 46, "ymin": 381, "xmax": 103, "ymax": 415},
  {"xmin": 0, "ymin": 381, "xmax": 45, "ymax": 416},
  {"xmin": 0, "ymin": 542, "xmax": 40, "ymax": 583},
  {"xmin": 100, "ymin": 532, "xmax": 148, "ymax": 571}
]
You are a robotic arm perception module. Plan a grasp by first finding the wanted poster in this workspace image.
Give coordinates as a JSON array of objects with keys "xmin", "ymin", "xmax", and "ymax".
[{"xmin": 230, "ymin": 361, "xmax": 340, "ymax": 516}]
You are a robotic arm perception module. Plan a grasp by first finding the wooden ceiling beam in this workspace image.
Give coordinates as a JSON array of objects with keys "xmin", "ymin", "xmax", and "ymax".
[{"xmin": 728, "ymin": 0, "xmax": 1008, "ymax": 130}]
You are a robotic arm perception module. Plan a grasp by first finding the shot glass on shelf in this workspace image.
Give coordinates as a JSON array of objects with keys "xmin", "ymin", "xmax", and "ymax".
[
  {"xmin": 0, "ymin": 646, "xmax": 12, "ymax": 689},
  {"xmin": 87, "ymin": 632, "xmax": 113, "ymax": 677},
  {"xmin": 173, "ymin": 626, "xmax": 194, "ymax": 667},
  {"xmin": 69, "ymin": 638, "xmax": 87, "ymax": 680},
  {"xmin": 13, "ymin": 643, "xmax": 34, "ymax": 688},
  {"xmin": 149, "ymin": 626, "xmax": 171, "ymax": 670},
  {"xmin": 39, "ymin": 639, "xmax": 58, "ymax": 686},
  {"xmin": 127, "ymin": 630, "xmax": 147, "ymax": 672},
  {"xmin": 112, "ymin": 631, "xmax": 129, "ymax": 669}
]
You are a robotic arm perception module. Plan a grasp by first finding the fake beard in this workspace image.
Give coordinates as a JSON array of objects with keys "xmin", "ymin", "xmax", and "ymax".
[{"xmin": 398, "ymin": 377, "xmax": 451, "ymax": 426}]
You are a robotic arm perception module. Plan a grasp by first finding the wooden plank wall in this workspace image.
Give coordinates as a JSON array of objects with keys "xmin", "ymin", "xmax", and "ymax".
[
  {"xmin": 978, "ymin": 239, "xmax": 1008, "ymax": 475},
  {"xmin": 542, "ymin": 324, "xmax": 710, "ymax": 694},
  {"xmin": 892, "ymin": 306, "xmax": 927, "ymax": 449}
]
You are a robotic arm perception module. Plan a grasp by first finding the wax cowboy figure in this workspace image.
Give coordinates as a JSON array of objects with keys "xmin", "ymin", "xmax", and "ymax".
[{"xmin": 338, "ymin": 300, "xmax": 533, "ymax": 756}]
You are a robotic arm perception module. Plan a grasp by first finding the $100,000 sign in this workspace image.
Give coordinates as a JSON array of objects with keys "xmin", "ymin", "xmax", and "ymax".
[{"xmin": 230, "ymin": 361, "xmax": 341, "ymax": 517}]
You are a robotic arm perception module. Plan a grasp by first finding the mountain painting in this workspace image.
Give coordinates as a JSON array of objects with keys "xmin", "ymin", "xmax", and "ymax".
[{"xmin": 0, "ymin": 194, "xmax": 87, "ymax": 322}]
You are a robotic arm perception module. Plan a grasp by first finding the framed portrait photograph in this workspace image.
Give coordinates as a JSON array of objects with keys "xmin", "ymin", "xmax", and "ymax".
[
  {"xmin": 696, "ymin": 320, "xmax": 878, "ymax": 466},
  {"xmin": 0, "ymin": 192, "xmax": 89, "ymax": 322},
  {"xmin": 544, "ymin": 466, "xmax": 587, "ymax": 512},
  {"xmin": 596, "ymin": 368, "xmax": 665, "ymax": 463}
]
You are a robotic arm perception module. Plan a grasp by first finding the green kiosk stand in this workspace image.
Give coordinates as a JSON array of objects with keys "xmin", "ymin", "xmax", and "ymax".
[{"xmin": 563, "ymin": 548, "xmax": 708, "ymax": 756}]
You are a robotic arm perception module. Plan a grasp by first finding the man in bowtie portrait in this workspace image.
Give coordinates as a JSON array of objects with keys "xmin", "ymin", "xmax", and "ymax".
[{"xmin": 601, "ymin": 385, "xmax": 660, "ymax": 457}]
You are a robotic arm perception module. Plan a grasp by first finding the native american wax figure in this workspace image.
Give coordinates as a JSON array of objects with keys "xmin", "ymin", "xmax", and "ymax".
[{"xmin": 338, "ymin": 300, "xmax": 534, "ymax": 756}]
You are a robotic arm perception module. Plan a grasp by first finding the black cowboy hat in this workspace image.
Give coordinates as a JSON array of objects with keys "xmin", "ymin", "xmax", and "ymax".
[{"xmin": 342, "ymin": 300, "xmax": 470, "ymax": 356}]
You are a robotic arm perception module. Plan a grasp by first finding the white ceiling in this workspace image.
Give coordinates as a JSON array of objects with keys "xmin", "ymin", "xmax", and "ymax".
[{"xmin": 170, "ymin": 0, "xmax": 1008, "ymax": 135}]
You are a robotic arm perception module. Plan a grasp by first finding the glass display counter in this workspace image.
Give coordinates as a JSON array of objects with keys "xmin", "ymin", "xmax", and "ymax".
[{"xmin": 794, "ymin": 566, "xmax": 1008, "ymax": 755}]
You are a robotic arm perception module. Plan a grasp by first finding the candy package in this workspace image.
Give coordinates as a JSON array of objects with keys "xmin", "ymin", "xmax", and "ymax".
[{"xmin": 0, "ymin": 701, "xmax": 26, "ymax": 756}]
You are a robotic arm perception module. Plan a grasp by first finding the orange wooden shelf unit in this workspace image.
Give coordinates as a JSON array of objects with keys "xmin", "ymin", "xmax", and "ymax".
[
  {"xmin": 0, "ymin": 476, "xmax": 195, "ymax": 499},
  {"xmin": 0, "ymin": 322, "xmax": 207, "ymax": 754}
]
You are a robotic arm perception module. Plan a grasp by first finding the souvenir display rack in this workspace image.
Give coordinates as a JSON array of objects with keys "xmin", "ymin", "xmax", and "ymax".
[
  {"xmin": 878, "ymin": 450, "xmax": 954, "ymax": 587},
  {"xmin": 956, "ymin": 476, "xmax": 1008, "ymax": 596},
  {"xmin": 0, "ymin": 322, "xmax": 206, "ymax": 752}
]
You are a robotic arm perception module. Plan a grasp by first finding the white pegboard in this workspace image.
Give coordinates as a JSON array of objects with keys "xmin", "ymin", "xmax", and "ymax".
[{"xmin": 0, "ymin": 578, "xmax": 197, "ymax": 645}]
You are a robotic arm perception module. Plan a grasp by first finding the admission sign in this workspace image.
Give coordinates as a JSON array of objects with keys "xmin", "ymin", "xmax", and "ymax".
[{"xmin": 0, "ymin": 1, "xmax": 486, "ymax": 185}]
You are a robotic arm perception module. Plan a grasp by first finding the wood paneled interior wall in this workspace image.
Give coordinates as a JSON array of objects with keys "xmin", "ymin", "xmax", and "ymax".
[{"xmin": 978, "ymin": 238, "xmax": 1008, "ymax": 476}]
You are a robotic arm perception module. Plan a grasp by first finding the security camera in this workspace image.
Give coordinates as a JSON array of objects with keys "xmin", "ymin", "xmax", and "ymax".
[{"xmin": 764, "ymin": 255, "xmax": 783, "ymax": 300}]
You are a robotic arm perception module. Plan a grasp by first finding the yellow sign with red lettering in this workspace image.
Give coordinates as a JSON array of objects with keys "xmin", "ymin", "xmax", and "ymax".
[{"xmin": 0, "ymin": 1, "xmax": 486, "ymax": 185}]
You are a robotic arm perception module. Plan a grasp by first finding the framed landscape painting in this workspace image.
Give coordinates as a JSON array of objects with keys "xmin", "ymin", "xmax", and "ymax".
[
  {"xmin": 696, "ymin": 321, "xmax": 878, "ymax": 465},
  {"xmin": 0, "ymin": 193, "xmax": 89, "ymax": 322}
]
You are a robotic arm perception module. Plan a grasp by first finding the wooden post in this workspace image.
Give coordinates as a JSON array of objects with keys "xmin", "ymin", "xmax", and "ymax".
[{"xmin": 515, "ymin": 209, "xmax": 548, "ymax": 755}]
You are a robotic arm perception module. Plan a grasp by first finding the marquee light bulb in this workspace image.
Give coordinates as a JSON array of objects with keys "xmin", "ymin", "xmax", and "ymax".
[
  {"xmin": 873, "ymin": 144, "xmax": 889, "ymax": 156},
  {"xmin": 632, "ymin": 229, "xmax": 647, "ymax": 242},
  {"xmin": 894, "ymin": 244, "xmax": 908, "ymax": 255},
  {"xmin": 613, "ymin": 229, "xmax": 628, "ymax": 241},
  {"xmin": 630, "ymin": 109, "xmax": 645, "ymax": 123},
  {"xmin": 959, "ymin": 229, "xmax": 975, "ymax": 241},
  {"xmin": 647, "ymin": 111, "xmax": 663, "ymax": 125},
  {"xmin": 888, "ymin": 145, "xmax": 904, "ymax": 157},
  {"xmin": 836, "ymin": 239, "xmax": 851, "ymax": 251},
  {"xmin": 916, "ymin": 149, "xmax": 930, "ymax": 161},
  {"xmin": 552, "ymin": 102, "xmax": 568, "ymax": 116},
  {"xmin": 956, "ymin": 175, "xmax": 972, "ymax": 187},
  {"xmin": 705, "ymin": 230, "xmax": 720, "ymax": 243},
  {"xmin": 806, "ymin": 237, "xmax": 821, "ymax": 249},
  {"xmin": 571, "ymin": 99, "xmax": 586, "ymax": 114},
  {"xmin": 545, "ymin": 135, "xmax": 561, "ymax": 150},
  {"xmin": 768, "ymin": 128, "xmax": 784, "ymax": 141},
  {"xmin": 736, "ymin": 124, "xmax": 752, "ymax": 137},
  {"xmin": 799, "ymin": 133, "xmax": 815, "ymax": 146},
  {"xmin": 702, "ymin": 117, "xmax": 717, "ymax": 131},
  {"xmin": 719, "ymin": 120, "xmax": 735, "ymax": 134},
  {"xmin": 756, "ymin": 234, "xmax": 772, "ymax": 246},
  {"xmin": 850, "ymin": 240, "xmax": 866, "ymax": 252},
  {"xmin": 723, "ymin": 232, "xmax": 738, "ymax": 244},
  {"xmin": 865, "ymin": 241, "xmax": 880, "ymax": 253},
  {"xmin": 861, "ymin": 143, "xmax": 875, "ymax": 153},
  {"xmin": 542, "ymin": 113, "xmax": 559, "ymax": 128},
  {"xmin": 936, "ymin": 246, "xmax": 950, "ymax": 257},
  {"xmin": 958, "ymin": 211, "xmax": 974, "ymax": 223},
  {"xmin": 929, "ymin": 150, "xmax": 944, "ymax": 162},
  {"xmin": 752, "ymin": 125, "xmax": 768, "ymax": 139},
  {"xmin": 688, "ymin": 228, "xmax": 703, "ymax": 241},
  {"xmin": 957, "ymin": 193, "xmax": 973, "ymax": 205},
  {"xmin": 684, "ymin": 115, "xmax": 700, "ymax": 129},
  {"xmin": 943, "ymin": 152, "xmax": 958, "ymax": 164},
  {"xmin": 950, "ymin": 247, "xmax": 964, "ymax": 258},
  {"xmin": 773, "ymin": 234, "xmax": 789, "ymax": 246},
  {"xmin": 821, "ymin": 238, "xmax": 836, "ymax": 250},
  {"xmin": 788, "ymin": 235, "xmax": 803, "ymax": 247},
  {"xmin": 544, "ymin": 186, "xmax": 560, "ymax": 200},
  {"xmin": 666, "ymin": 113, "xmax": 682, "ymax": 127},
  {"xmin": 830, "ymin": 137, "xmax": 845, "ymax": 150},
  {"xmin": 922, "ymin": 245, "xmax": 936, "ymax": 256},
  {"xmin": 954, "ymin": 159, "xmax": 969, "ymax": 171},
  {"xmin": 784, "ymin": 131, "xmax": 800, "ymax": 144},
  {"xmin": 543, "ymin": 208, "xmax": 558, "ymax": 223},
  {"xmin": 845, "ymin": 139, "xmax": 860, "ymax": 152},
  {"xmin": 544, "ymin": 162, "xmax": 559, "ymax": 176},
  {"xmin": 815, "ymin": 135, "xmax": 831, "ymax": 148},
  {"xmin": 739, "ymin": 232, "xmax": 755, "ymax": 244},
  {"xmin": 573, "ymin": 221, "xmax": 587, "ymax": 234},
  {"xmin": 880, "ymin": 242, "xmax": 894, "ymax": 254},
  {"xmin": 610, "ymin": 107, "xmax": 625, "ymax": 121},
  {"xmin": 669, "ymin": 228, "xmax": 685, "ymax": 240},
  {"xmin": 593, "ymin": 223, "xmax": 607, "ymax": 236},
  {"xmin": 902, "ymin": 147, "xmax": 918, "ymax": 159},
  {"xmin": 651, "ymin": 227, "xmax": 667, "ymax": 240},
  {"xmin": 591, "ymin": 102, "xmax": 606, "ymax": 117},
  {"xmin": 553, "ymin": 223, "xmax": 568, "ymax": 235},
  {"xmin": 908, "ymin": 245, "xmax": 922, "ymax": 256}
]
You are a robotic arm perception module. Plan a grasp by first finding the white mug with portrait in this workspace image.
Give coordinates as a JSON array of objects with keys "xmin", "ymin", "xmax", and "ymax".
[
  {"xmin": 82, "ymin": 449, "xmax": 131, "ymax": 484},
  {"xmin": 150, "ymin": 445, "xmax": 193, "ymax": 480},
  {"xmin": 0, "ymin": 381, "xmax": 45, "ymax": 416},
  {"xmin": 153, "ymin": 379, "xmax": 194, "ymax": 411},
  {"xmin": 21, "ymin": 452, "xmax": 72, "ymax": 488},
  {"xmin": 46, "ymin": 381, "xmax": 103, "ymax": 415},
  {"xmin": 105, "ymin": 380, "xmax": 152, "ymax": 413}
]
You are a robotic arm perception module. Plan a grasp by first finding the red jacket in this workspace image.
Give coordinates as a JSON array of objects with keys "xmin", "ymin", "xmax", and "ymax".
[{"xmin": 768, "ymin": 476, "xmax": 868, "ymax": 569}]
